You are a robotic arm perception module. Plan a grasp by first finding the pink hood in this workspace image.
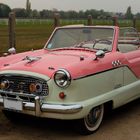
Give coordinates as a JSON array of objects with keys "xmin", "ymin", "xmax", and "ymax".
[
  {"xmin": 0, "ymin": 48, "xmax": 120, "ymax": 79},
  {"xmin": 0, "ymin": 49, "xmax": 98, "ymax": 79}
]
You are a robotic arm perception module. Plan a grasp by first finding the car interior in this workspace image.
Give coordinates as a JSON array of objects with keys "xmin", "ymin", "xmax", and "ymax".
[{"xmin": 118, "ymin": 27, "xmax": 140, "ymax": 53}]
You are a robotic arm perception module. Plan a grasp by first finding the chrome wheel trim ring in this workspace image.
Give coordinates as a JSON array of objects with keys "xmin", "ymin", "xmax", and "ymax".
[{"xmin": 84, "ymin": 104, "xmax": 104, "ymax": 132}]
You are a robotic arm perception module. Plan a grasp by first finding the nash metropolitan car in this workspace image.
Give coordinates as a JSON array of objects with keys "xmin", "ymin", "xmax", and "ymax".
[{"xmin": 0, "ymin": 25, "xmax": 140, "ymax": 135}]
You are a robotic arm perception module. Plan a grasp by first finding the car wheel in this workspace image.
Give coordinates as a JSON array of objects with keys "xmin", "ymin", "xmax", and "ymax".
[{"xmin": 77, "ymin": 104, "xmax": 104, "ymax": 135}]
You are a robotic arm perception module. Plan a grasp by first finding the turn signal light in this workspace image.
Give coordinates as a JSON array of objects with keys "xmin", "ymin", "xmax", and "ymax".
[
  {"xmin": 0, "ymin": 80, "xmax": 9, "ymax": 90},
  {"xmin": 0, "ymin": 83, "xmax": 6, "ymax": 89},
  {"xmin": 29, "ymin": 83, "xmax": 42, "ymax": 93},
  {"xmin": 59, "ymin": 92, "xmax": 66, "ymax": 99},
  {"xmin": 29, "ymin": 83, "xmax": 37, "ymax": 93}
]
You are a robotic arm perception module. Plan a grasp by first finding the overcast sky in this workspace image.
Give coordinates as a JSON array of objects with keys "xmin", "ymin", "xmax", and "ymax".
[{"xmin": 1, "ymin": 0, "xmax": 140, "ymax": 13}]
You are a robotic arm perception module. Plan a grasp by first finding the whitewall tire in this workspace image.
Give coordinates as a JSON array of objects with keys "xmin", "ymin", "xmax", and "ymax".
[{"xmin": 77, "ymin": 104, "xmax": 104, "ymax": 135}]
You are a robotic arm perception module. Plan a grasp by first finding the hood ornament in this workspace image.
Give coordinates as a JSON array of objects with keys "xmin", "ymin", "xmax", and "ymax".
[{"xmin": 23, "ymin": 56, "xmax": 41, "ymax": 63}]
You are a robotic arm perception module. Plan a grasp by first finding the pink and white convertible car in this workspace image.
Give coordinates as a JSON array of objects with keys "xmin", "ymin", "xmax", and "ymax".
[{"xmin": 0, "ymin": 25, "xmax": 140, "ymax": 135}]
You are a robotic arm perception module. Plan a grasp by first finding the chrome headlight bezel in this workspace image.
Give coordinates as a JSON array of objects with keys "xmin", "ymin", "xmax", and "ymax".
[{"xmin": 54, "ymin": 69, "xmax": 71, "ymax": 88}]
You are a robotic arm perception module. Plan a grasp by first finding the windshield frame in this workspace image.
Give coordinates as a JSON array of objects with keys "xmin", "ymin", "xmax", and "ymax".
[{"xmin": 44, "ymin": 26, "xmax": 115, "ymax": 52}]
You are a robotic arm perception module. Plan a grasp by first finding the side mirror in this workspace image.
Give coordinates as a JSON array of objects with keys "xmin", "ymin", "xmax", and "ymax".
[
  {"xmin": 8, "ymin": 47, "xmax": 16, "ymax": 55},
  {"xmin": 94, "ymin": 50, "xmax": 105, "ymax": 60}
]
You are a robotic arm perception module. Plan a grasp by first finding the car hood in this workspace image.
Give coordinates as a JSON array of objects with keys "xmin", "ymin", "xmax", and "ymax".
[{"xmin": 0, "ymin": 49, "xmax": 100, "ymax": 79}]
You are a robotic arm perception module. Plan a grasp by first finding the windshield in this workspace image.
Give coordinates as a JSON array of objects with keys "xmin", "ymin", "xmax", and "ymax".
[{"xmin": 46, "ymin": 27, "xmax": 114, "ymax": 51}]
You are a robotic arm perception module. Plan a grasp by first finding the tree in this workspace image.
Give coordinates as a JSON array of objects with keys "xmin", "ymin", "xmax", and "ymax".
[
  {"xmin": 26, "ymin": 0, "xmax": 31, "ymax": 17},
  {"xmin": 78, "ymin": 10, "xmax": 85, "ymax": 19},
  {"xmin": 125, "ymin": 6, "xmax": 133, "ymax": 19},
  {"xmin": 40, "ymin": 10, "xmax": 50, "ymax": 18},
  {"xmin": 135, "ymin": 13, "xmax": 140, "ymax": 19},
  {"xmin": 32, "ymin": 9, "xmax": 40, "ymax": 18},
  {"xmin": 13, "ymin": 8, "xmax": 27, "ymax": 18},
  {"xmin": 0, "ymin": 3, "xmax": 11, "ymax": 17}
]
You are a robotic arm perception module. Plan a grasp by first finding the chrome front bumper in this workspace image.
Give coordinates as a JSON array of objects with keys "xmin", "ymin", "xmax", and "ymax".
[{"xmin": 0, "ymin": 96, "xmax": 83, "ymax": 117}]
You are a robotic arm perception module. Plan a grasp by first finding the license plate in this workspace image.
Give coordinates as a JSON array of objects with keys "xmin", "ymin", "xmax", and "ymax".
[{"xmin": 4, "ymin": 98, "xmax": 23, "ymax": 111}]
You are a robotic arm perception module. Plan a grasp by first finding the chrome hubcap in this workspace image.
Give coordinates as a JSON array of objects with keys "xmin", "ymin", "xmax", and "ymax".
[
  {"xmin": 85, "ymin": 105, "xmax": 103, "ymax": 128},
  {"xmin": 84, "ymin": 105, "xmax": 104, "ymax": 131}
]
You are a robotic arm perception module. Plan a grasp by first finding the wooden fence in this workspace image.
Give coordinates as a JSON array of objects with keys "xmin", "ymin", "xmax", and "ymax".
[{"xmin": 0, "ymin": 12, "xmax": 140, "ymax": 55}]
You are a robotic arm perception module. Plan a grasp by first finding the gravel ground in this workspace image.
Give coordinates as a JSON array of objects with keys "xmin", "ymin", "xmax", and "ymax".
[{"xmin": 0, "ymin": 98, "xmax": 140, "ymax": 140}]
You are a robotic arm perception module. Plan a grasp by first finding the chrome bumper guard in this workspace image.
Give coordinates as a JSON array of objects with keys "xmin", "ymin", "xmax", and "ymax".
[{"xmin": 0, "ymin": 96, "xmax": 83, "ymax": 116}]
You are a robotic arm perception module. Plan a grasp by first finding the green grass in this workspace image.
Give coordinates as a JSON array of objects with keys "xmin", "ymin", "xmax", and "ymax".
[
  {"xmin": 0, "ymin": 22, "xmax": 54, "ymax": 54},
  {"xmin": 15, "ymin": 24, "xmax": 53, "ymax": 52},
  {"xmin": 0, "ymin": 19, "xmax": 140, "ymax": 55},
  {"xmin": 0, "ymin": 25, "xmax": 9, "ymax": 53}
]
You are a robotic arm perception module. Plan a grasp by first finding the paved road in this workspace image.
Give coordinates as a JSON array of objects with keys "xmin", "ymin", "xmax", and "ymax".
[{"xmin": 0, "ymin": 99, "xmax": 140, "ymax": 140}]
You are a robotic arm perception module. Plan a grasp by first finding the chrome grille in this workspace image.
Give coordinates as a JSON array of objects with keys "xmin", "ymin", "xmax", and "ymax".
[{"xmin": 0, "ymin": 75, "xmax": 49, "ymax": 97}]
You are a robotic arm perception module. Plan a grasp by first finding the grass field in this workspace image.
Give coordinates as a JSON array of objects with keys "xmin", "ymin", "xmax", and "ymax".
[
  {"xmin": 0, "ymin": 21, "xmax": 54, "ymax": 54},
  {"xmin": 0, "ymin": 19, "xmax": 140, "ymax": 55}
]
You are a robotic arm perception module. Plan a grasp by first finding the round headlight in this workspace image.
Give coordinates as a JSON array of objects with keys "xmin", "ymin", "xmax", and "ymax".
[{"xmin": 54, "ymin": 69, "xmax": 71, "ymax": 88}]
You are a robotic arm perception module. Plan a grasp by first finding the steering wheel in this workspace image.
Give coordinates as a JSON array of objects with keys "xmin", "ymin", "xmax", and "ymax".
[
  {"xmin": 93, "ymin": 39, "xmax": 112, "ymax": 48},
  {"xmin": 75, "ymin": 40, "xmax": 96, "ymax": 48}
]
